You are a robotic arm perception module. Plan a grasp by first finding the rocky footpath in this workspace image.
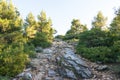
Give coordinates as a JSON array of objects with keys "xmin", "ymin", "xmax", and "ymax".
[{"xmin": 13, "ymin": 39, "xmax": 119, "ymax": 80}]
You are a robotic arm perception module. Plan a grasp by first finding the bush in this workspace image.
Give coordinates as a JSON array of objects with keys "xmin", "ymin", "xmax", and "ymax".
[
  {"xmin": 31, "ymin": 32, "xmax": 52, "ymax": 48},
  {"xmin": 78, "ymin": 29, "xmax": 109, "ymax": 47},
  {"xmin": 24, "ymin": 43, "xmax": 36, "ymax": 58},
  {"xmin": 76, "ymin": 46, "xmax": 116, "ymax": 63},
  {"xmin": 63, "ymin": 34, "xmax": 79, "ymax": 40},
  {"xmin": 0, "ymin": 44, "xmax": 29, "ymax": 77},
  {"xmin": 76, "ymin": 29, "xmax": 120, "ymax": 63},
  {"xmin": 111, "ymin": 40, "xmax": 120, "ymax": 62},
  {"xmin": 55, "ymin": 35, "xmax": 65, "ymax": 40}
]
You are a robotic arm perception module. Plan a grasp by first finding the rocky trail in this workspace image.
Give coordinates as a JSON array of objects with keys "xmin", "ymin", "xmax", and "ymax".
[{"xmin": 14, "ymin": 39, "xmax": 119, "ymax": 80}]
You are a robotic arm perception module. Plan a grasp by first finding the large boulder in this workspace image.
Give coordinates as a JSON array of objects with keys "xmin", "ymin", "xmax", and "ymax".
[{"xmin": 56, "ymin": 48, "xmax": 93, "ymax": 79}]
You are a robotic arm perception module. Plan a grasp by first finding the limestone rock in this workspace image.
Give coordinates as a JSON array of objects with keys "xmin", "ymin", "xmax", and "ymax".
[{"xmin": 56, "ymin": 48, "xmax": 93, "ymax": 79}]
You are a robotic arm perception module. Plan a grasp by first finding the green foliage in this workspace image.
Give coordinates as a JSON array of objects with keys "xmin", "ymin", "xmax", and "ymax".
[
  {"xmin": 24, "ymin": 43, "xmax": 36, "ymax": 58},
  {"xmin": 37, "ymin": 11, "xmax": 54, "ymax": 42},
  {"xmin": 64, "ymin": 33, "xmax": 79, "ymax": 40},
  {"xmin": 76, "ymin": 46, "xmax": 114, "ymax": 63},
  {"xmin": 76, "ymin": 28, "xmax": 118, "ymax": 63},
  {"xmin": 92, "ymin": 11, "xmax": 107, "ymax": 30},
  {"xmin": 110, "ymin": 8, "xmax": 120, "ymax": 34},
  {"xmin": 31, "ymin": 32, "xmax": 51, "ymax": 48},
  {"xmin": 32, "ymin": 11, "xmax": 53, "ymax": 48},
  {"xmin": 24, "ymin": 11, "xmax": 54, "ymax": 48},
  {"xmin": 111, "ymin": 40, "xmax": 120, "ymax": 62},
  {"xmin": 55, "ymin": 35, "xmax": 65, "ymax": 40},
  {"xmin": 76, "ymin": 9, "xmax": 120, "ymax": 63},
  {"xmin": 78, "ymin": 29, "xmax": 109, "ymax": 47},
  {"xmin": 0, "ymin": 1, "xmax": 54, "ymax": 77},
  {"xmin": 110, "ymin": 8, "xmax": 120, "ymax": 43},
  {"xmin": 0, "ymin": 0, "xmax": 22, "ymax": 33},
  {"xmin": 0, "ymin": 0, "xmax": 33, "ymax": 77},
  {"xmin": 24, "ymin": 12, "xmax": 37, "ymax": 39},
  {"xmin": 0, "ymin": 44, "xmax": 29, "ymax": 77},
  {"xmin": 64, "ymin": 19, "xmax": 88, "ymax": 40}
]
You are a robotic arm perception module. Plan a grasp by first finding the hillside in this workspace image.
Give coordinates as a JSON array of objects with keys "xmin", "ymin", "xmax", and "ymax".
[{"xmin": 13, "ymin": 39, "xmax": 119, "ymax": 80}]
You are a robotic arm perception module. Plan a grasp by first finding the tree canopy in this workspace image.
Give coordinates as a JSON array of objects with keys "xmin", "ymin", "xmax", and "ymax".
[
  {"xmin": 92, "ymin": 11, "xmax": 107, "ymax": 30},
  {"xmin": 64, "ymin": 19, "xmax": 88, "ymax": 40}
]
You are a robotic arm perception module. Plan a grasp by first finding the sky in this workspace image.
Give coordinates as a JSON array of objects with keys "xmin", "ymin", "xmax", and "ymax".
[{"xmin": 12, "ymin": 0, "xmax": 120, "ymax": 35}]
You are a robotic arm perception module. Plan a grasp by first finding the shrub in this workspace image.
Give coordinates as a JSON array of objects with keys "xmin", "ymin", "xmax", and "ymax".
[
  {"xmin": 55, "ymin": 35, "xmax": 65, "ymax": 40},
  {"xmin": 31, "ymin": 32, "xmax": 52, "ymax": 48},
  {"xmin": 0, "ymin": 44, "xmax": 29, "ymax": 77},
  {"xmin": 111, "ymin": 40, "xmax": 120, "ymax": 62},
  {"xmin": 76, "ymin": 28, "xmax": 120, "ymax": 63},
  {"xmin": 76, "ymin": 46, "xmax": 115, "ymax": 63},
  {"xmin": 78, "ymin": 29, "xmax": 109, "ymax": 47},
  {"xmin": 63, "ymin": 34, "xmax": 79, "ymax": 40},
  {"xmin": 24, "ymin": 43, "xmax": 36, "ymax": 58}
]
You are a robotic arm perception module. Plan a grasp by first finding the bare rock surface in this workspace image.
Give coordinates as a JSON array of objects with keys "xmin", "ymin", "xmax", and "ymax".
[{"xmin": 13, "ymin": 39, "xmax": 119, "ymax": 80}]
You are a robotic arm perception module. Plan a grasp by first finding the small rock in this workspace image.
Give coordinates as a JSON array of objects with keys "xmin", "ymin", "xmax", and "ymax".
[
  {"xmin": 17, "ymin": 72, "xmax": 32, "ymax": 80},
  {"xmin": 48, "ymin": 69, "xmax": 56, "ymax": 77},
  {"xmin": 43, "ymin": 49, "xmax": 53, "ymax": 54},
  {"xmin": 65, "ymin": 69, "xmax": 77, "ymax": 79},
  {"xmin": 22, "ymin": 72, "xmax": 32, "ymax": 80},
  {"xmin": 96, "ymin": 65, "xmax": 108, "ymax": 71}
]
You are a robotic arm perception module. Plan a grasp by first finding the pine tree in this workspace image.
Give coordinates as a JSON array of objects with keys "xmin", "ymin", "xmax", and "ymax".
[
  {"xmin": 69, "ymin": 19, "xmax": 87, "ymax": 34},
  {"xmin": 110, "ymin": 8, "xmax": 120, "ymax": 35},
  {"xmin": 0, "ymin": 0, "xmax": 29, "ymax": 77},
  {"xmin": 32, "ymin": 11, "xmax": 54, "ymax": 47},
  {"xmin": 65, "ymin": 19, "xmax": 88, "ymax": 39},
  {"xmin": 24, "ymin": 12, "xmax": 37, "ymax": 39},
  {"xmin": 0, "ymin": 0, "xmax": 23, "ymax": 44},
  {"xmin": 107, "ymin": 8, "xmax": 120, "ymax": 45},
  {"xmin": 92, "ymin": 11, "xmax": 107, "ymax": 30}
]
